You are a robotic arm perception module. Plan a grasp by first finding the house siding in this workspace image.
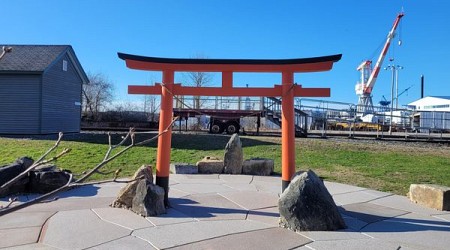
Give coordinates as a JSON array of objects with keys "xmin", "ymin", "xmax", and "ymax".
[
  {"xmin": 41, "ymin": 53, "xmax": 82, "ymax": 133},
  {"xmin": 0, "ymin": 74, "xmax": 41, "ymax": 134}
]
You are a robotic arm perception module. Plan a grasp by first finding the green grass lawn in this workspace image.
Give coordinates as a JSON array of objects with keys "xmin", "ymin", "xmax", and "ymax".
[{"xmin": 1, "ymin": 132, "xmax": 449, "ymax": 196}]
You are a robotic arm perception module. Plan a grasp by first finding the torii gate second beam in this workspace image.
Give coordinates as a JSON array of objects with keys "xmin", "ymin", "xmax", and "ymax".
[{"xmin": 119, "ymin": 53, "xmax": 342, "ymax": 206}]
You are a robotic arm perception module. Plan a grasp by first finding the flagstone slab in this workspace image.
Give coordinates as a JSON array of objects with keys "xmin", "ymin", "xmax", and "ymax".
[
  {"xmin": 170, "ymin": 193, "xmax": 248, "ymax": 221},
  {"xmin": 433, "ymin": 213, "xmax": 450, "ymax": 222},
  {"xmin": 146, "ymin": 207, "xmax": 197, "ymax": 226},
  {"xmin": 370, "ymin": 194, "xmax": 450, "ymax": 216},
  {"xmin": 252, "ymin": 175, "xmax": 281, "ymax": 183},
  {"xmin": 4, "ymin": 243, "xmax": 60, "ymax": 250},
  {"xmin": 41, "ymin": 209, "xmax": 131, "ymax": 249},
  {"xmin": 361, "ymin": 213, "xmax": 450, "ymax": 250},
  {"xmin": 173, "ymin": 174, "xmax": 224, "ymax": 184},
  {"xmin": 219, "ymin": 191, "xmax": 278, "ymax": 210},
  {"xmin": 93, "ymin": 207, "xmax": 154, "ymax": 230},
  {"xmin": 0, "ymin": 194, "xmax": 41, "ymax": 208},
  {"xmin": 219, "ymin": 174, "xmax": 253, "ymax": 183},
  {"xmin": 332, "ymin": 190, "xmax": 384, "ymax": 206},
  {"xmin": 132, "ymin": 220, "xmax": 272, "ymax": 249},
  {"xmin": 223, "ymin": 182, "xmax": 258, "ymax": 192},
  {"xmin": 247, "ymin": 206, "xmax": 280, "ymax": 226},
  {"xmin": 170, "ymin": 183, "xmax": 235, "ymax": 194},
  {"xmin": 167, "ymin": 187, "xmax": 190, "ymax": 198},
  {"xmin": 184, "ymin": 174, "xmax": 220, "ymax": 179},
  {"xmin": 324, "ymin": 181, "xmax": 366, "ymax": 195},
  {"xmin": 0, "ymin": 227, "xmax": 41, "ymax": 248},
  {"xmin": 0, "ymin": 211, "xmax": 54, "ymax": 229},
  {"xmin": 253, "ymin": 182, "xmax": 281, "ymax": 195},
  {"xmin": 341, "ymin": 214, "xmax": 368, "ymax": 231},
  {"xmin": 57, "ymin": 185, "xmax": 123, "ymax": 199},
  {"xmin": 360, "ymin": 189, "xmax": 393, "ymax": 199},
  {"xmin": 169, "ymin": 227, "xmax": 311, "ymax": 250},
  {"xmin": 301, "ymin": 238, "xmax": 412, "ymax": 250},
  {"xmin": 341, "ymin": 202, "xmax": 409, "ymax": 224},
  {"xmin": 382, "ymin": 211, "xmax": 450, "ymax": 230},
  {"xmin": 299, "ymin": 230, "xmax": 370, "ymax": 241},
  {"xmin": 19, "ymin": 197, "xmax": 113, "ymax": 212},
  {"xmin": 87, "ymin": 236, "xmax": 156, "ymax": 250}
]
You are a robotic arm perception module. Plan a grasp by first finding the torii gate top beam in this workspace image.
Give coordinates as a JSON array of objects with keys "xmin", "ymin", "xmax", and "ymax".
[{"xmin": 118, "ymin": 53, "xmax": 342, "ymax": 73}]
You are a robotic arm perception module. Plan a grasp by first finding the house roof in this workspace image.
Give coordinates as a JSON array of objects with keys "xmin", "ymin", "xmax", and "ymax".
[
  {"xmin": 0, "ymin": 45, "xmax": 89, "ymax": 83},
  {"xmin": 0, "ymin": 45, "xmax": 71, "ymax": 72},
  {"xmin": 408, "ymin": 96, "xmax": 450, "ymax": 106},
  {"xmin": 429, "ymin": 96, "xmax": 450, "ymax": 100}
]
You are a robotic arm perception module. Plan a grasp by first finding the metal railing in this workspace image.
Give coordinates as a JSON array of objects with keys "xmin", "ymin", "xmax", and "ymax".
[{"xmin": 295, "ymin": 98, "xmax": 450, "ymax": 138}]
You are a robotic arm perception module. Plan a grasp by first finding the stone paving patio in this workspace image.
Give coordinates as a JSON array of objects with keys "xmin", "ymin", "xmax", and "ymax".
[{"xmin": 1, "ymin": 174, "xmax": 449, "ymax": 249}]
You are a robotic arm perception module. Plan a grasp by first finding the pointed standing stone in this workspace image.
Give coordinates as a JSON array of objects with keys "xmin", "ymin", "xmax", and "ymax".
[{"xmin": 223, "ymin": 134, "xmax": 243, "ymax": 174}]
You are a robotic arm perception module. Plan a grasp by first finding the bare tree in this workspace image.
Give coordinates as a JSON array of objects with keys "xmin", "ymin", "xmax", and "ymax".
[
  {"xmin": 187, "ymin": 71, "xmax": 212, "ymax": 109},
  {"xmin": 143, "ymin": 95, "xmax": 160, "ymax": 122},
  {"xmin": 183, "ymin": 55, "xmax": 213, "ymax": 130},
  {"xmin": 82, "ymin": 72, "xmax": 114, "ymax": 121},
  {"xmin": 185, "ymin": 71, "xmax": 212, "ymax": 130}
]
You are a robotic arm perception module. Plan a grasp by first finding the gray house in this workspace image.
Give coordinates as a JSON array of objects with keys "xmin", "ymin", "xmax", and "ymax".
[{"xmin": 0, "ymin": 45, "xmax": 89, "ymax": 134}]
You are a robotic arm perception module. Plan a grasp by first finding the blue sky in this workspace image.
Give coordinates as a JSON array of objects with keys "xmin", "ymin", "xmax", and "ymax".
[{"xmin": 4, "ymin": 0, "xmax": 449, "ymax": 107}]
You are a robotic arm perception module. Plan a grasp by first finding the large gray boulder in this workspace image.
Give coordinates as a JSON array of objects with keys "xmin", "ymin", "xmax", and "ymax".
[
  {"xmin": 279, "ymin": 170, "xmax": 346, "ymax": 231},
  {"xmin": 223, "ymin": 134, "xmax": 243, "ymax": 174},
  {"xmin": 0, "ymin": 157, "xmax": 34, "ymax": 197},
  {"xmin": 111, "ymin": 165, "xmax": 153, "ymax": 208},
  {"xmin": 131, "ymin": 179, "xmax": 166, "ymax": 217}
]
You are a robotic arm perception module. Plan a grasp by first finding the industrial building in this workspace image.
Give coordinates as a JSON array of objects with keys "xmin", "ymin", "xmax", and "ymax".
[
  {"xmin": 407, "ymin": 96, "xmax": 450, "ymax": 111},
  {"xmin": 0, "ymin": 45, "xmax": 88, "ymax": 134},
  {"xmin": 406, "ymin": 96, "xmax": 450, "ymax": 132}
]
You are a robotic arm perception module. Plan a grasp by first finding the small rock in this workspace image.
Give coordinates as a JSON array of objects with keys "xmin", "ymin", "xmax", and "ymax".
[
  {"xmin": 223, "ymin": 134, "xmax": 243, "ymax": 174},
  {"xmin": 242, "ymin": 158, "xmax": 274, "ymax": 176},
  {"xmin": 28, "ymin": 170, "xmax": 71, "ymax": 193},
  {"xmin": 196, "ymin": 156, "xmax": 224, "ymax": 174},
  {"xmin": 131, "ymin": 179, "xmax": 166, "ymax": 217},
  {"xmin": 279, "ymin": 170, "xmax": 346, "ymax": 231},
  {"xmin": 170, "ymin": 163, "xmax": 198, "ymax": 174},
  {"xmin": 111, "ymin": 165, "xmax": 153, "ymax": 208}
]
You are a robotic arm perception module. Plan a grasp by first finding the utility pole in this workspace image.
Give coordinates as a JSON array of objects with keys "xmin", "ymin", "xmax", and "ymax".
[
  {"xmin": 395, "ymin": 65, "xmax": 404, "ymax": 109},
  {"xmin": 385, "ymin": 64, "xmax": 403, "ymax": 135}
]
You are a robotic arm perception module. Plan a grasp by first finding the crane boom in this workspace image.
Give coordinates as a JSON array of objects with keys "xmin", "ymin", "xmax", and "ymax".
[
  {"xmin": 355, "ymin": 12, "xmax": 404, "ymax": 116},
  {"xmin": 364, "ymin": 13, "xmax": 404, "ymax": 94}
]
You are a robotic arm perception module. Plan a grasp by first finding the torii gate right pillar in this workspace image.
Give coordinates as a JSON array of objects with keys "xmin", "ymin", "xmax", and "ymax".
[{"xmin": 281, "ymin": 71, "xmax": 295, "ymax": 191}]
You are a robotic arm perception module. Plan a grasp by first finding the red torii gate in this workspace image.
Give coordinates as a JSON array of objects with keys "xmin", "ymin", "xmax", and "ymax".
[{"xmin": 119, "ymin": 53, "xmax": 341, "ymax": 206}]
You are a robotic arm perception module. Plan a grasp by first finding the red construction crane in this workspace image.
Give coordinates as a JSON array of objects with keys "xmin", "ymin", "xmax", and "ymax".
[{"xmin": 355, "ymin": 12, "xmax": 404, "ymax": 115}]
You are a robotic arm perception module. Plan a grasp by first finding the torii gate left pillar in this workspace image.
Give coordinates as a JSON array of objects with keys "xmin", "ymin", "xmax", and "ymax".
[{"xmin": 119, "ymin": 53, "xmax": 341, "ymax": 206}]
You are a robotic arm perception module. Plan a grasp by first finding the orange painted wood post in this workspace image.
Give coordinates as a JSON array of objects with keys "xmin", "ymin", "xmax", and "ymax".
[
  {"xmin": 281, "ymin": 71, "xmax": 295, "ymax": 193},
  {"xmin": 156, "ymin": 70, "xmax": 174, "ymax": 207}
]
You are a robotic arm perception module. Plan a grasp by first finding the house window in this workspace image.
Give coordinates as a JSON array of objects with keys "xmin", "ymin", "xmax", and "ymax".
[{"xmin": 63, "ymin": 60, "xmax": 68, "ymax": 71}]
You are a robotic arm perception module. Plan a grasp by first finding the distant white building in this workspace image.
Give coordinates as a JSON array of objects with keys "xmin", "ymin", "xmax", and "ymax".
[{"xmin": 407, "ymin": 96, "xmax": 450, "ymax": 111}]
